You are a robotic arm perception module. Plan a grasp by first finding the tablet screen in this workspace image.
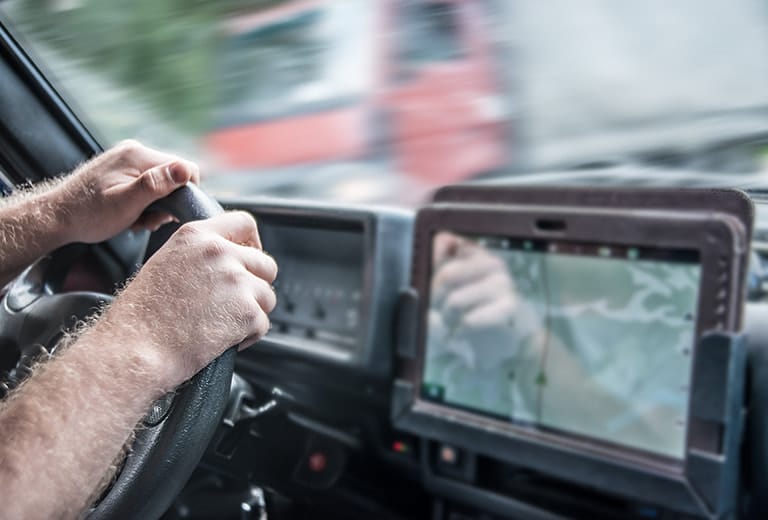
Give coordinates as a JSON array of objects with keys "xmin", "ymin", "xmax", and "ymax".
[{"xmin": 421, "ymin": 231, "xmax": 701, "ymax": 460}]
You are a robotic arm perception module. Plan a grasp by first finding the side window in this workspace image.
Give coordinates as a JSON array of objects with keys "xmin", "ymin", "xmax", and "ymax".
[
  {"xmin": 0, "ymin": 0, "xmax": 220, "ymax": 154},
  {"xmin": 399, "ymin": 0, "xmax": 465, "ymax": 66},
  {"xmin": 0, "ymin": 170, "xmax": 13, "ymax": 196}
]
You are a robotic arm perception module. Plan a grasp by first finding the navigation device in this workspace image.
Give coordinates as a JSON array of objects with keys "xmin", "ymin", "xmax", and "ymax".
[{"xmin": 393, "ymin": 189, "xmax": 751, "ymax": 519}]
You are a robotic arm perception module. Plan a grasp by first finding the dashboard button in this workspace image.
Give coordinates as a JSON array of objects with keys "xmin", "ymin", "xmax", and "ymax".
[
  {"xmin": 308, "ymin": 452, "xmax": 327, "ymax": 473},
  {"xmin": 293, "ymin": 434, "xmax": 347, "ymax": 489},
  {"xmin": 439, "ymin": 444, "xmax": 461, "ymax": 467},
  {"xmin": 313, "ymin": 304, "xmax": 326, "ymax": 320}
]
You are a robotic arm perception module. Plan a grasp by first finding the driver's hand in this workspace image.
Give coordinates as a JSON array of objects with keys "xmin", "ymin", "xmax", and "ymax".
[
  {"xmin": 53, "ymin": 140, "xmax": 200, "ymax": 244},
  {"xmin": 101, "ymin": 211, "xmax": 277, "ymax": 390}
]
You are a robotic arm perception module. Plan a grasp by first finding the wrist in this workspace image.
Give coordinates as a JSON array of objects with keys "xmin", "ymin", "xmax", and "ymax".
[
  {"xmin": 0, "ymin": 180, "xmax": 73, "ymax": 256},
  {"xmin": 44, "ymin": 175, "xmax": 88, "ymax": 245},
  {"xmin": 80, "ymin": 312, "xmax": 177, "ymax": 397}
]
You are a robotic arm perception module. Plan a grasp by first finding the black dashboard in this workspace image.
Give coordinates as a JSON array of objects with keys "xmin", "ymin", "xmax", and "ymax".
[
  {"xmin": 183, "ymin": 189, "xmax": 768, "ymax": 520},
  {"xmin": 222, "ymin": 199, "xmax": 411, "ymax": 380}
]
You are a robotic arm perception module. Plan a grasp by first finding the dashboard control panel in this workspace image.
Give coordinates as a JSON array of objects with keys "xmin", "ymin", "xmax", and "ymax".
[
  {"xmin": 222, "ymin": 198, "xmax": 412, "ymax": 378},
  {"xmin": 262, "ymin": 221, "xmax": 364, "ymax": 363}
]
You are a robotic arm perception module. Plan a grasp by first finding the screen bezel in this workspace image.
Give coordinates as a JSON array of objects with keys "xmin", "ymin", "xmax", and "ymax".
[{"xmin": 399, "ymin": 204, "xmax": 742, "ymax": 477}]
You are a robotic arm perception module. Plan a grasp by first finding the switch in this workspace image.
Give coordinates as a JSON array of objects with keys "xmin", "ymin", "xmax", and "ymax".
[
  {"xmin": 392, "ymin": 440, "xmax": 411, "ymax": 454},
  {"xmin": 434, "ymin": 442, "xmax": 475, "ymax": 482},
  {"xmin": 293, "ymin": 434, "xmax": 347, "ymax": 488},
  {"xmin": 308, "ymin": 452, "xmax": 327, "ymax": 472},
  {"xmin": 439, "ymin": 444, "xmax": 461, "ymax": 466}
]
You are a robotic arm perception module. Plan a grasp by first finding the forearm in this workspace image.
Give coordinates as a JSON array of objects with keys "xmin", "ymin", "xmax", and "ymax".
[
  {"xmin": 0, "ymin": 314, "xmax": 169, "ymax": 519},
  {"xmin": 0, "ymin": 177, "xmax": 76, "ymax": 286}
]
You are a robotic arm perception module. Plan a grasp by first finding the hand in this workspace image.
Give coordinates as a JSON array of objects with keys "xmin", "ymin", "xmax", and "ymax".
[
  {"xmin": 99, "ymin": 211, "xmax": 278, "ymax": 390},
  {"xmin": 432, "ymin": 232, "xmax": 518, "ymax": 328},
  {"xmin": 53, "ymin": 140, "xmax": 201, "ymax": 244},
  {"xmin": 429, "ymin": 232, "xmax": 528, "ymax": 370}
]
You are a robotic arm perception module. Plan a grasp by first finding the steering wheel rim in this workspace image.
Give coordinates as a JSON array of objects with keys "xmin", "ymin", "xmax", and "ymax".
[{"xmin": 0, "ymin": 184, "xmax": 235, "ymax": 519}]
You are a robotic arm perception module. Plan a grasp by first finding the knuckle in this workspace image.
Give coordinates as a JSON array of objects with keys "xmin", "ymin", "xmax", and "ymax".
[
  {"xmin": 231, "ymin": 210, "xmax": 257, "ymax": 228},
  {"xmin": 233, "ymin": 209, "xmax": 254, "ymax": 221},
  {"xmin": 238, "ymin": 299, "xmax": 261, "ymax": 329},
  {"xmin": 223, "ymin": 270, "xmax": 240, "ymax": 287},
  {"xmin": 232, "ymin": 296, "xmax": 268, "ymax": 337},
  {"xmin": 201, "ymin": 236, "xmax": 228, "ymax": 260},
  {"xmin": 253, "ymin": 251, "xmax": 278, "ymax": 282},
  {"xmin": 175, "ymin": 222, "xmax": 200, "ymax": 240},
  {"xmin": 139, "ymin": 170, "xmax": 160, "ymax": 193},
  {"xmin": 116, "ymin": 139, "xmax": 143, "ymax": 157},
  {"xmin": 228, "ymin": 297, "xmax": 256, "ymax": 333}
]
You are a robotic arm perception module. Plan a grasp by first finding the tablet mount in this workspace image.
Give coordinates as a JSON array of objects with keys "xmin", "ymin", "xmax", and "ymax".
[{"xmin": 393, "ymin": 289, "xmax": 748, "ymax": 519}]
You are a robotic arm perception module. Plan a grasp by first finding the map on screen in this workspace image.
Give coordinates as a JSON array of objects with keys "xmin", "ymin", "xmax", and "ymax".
[{"xmin": 421, "ymin": 232, "xmax": 701, "ymax": 460}]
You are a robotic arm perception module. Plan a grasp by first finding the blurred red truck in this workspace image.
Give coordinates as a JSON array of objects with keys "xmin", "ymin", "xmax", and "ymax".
[{"xmin": 206, "ymin": 0, "xmax": 507, "ymax": 186}]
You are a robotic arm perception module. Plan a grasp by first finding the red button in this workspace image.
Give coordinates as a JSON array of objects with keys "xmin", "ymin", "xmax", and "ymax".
[
  {"xmin": 440, "ymin": 445, "xmax": 458, "ymax": 465},
  {"xmin": 308, "ymin": 452, "xmax": 327, "ymax": 472}
]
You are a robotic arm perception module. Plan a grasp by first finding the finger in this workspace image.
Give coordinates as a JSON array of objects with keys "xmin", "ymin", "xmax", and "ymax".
[
  {"xmin": 432, "ymin": 232, "xmax": 478, "ymax": 267},
  {"xmin": 117, "ymin": 140, "xmax": 182, "ymax": 173},
  {"xmin": 118, "ymin": 142, "xmax": 201, "ymax": 184},
  {"xmin": 115, "ymin": 160, "xmax": 194, "ymax": 212},
  {"xmin": 230, "ymin": 243, "xmax": 278, "ymax": 283},
  {"xmin": 442, "ymin": 272, "xmax": 515, "ymax": 316},
  {"xmin": 176, "ymin": 159, "xmax": 201, "ymax": 185},
  {"xmin": 195, "ymin": 211, "xmax": 262, "ymax": 249},
  {"xmin": 463, "ymin": 298, "xmax": 518, "ymax": 328},
  {"xmin": 432, "ymin": 252, "xmax": 504, "ymax": 303},
  {"xmin": 130, "ymin": 212, "xmax": 176, "ymax": 232},
  {"xmin": 432, "ymin": 232, "xmax": 464, "ymax": 267},
  {"xmin": 239, "ymin": 308, "xmax": 271, "ymax": 351},
  {"xmin": 251, "ymin": 275, "xmax": 277, "ymax": 314},
  {"xmin": 230, "ymin": 264, "xmax": 277, "ymax": 314}
]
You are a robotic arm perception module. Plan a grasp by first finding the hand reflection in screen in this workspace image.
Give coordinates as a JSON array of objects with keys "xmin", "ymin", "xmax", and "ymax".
[
  {"xmin": 425, "ymin": 231, "xmax": 679, "ymax": 453},
  {"xmin": 432, "ymin": 233, "xmax": 517, "ymax": 329},
  {"xmin": 428, "ymin": 232, "xmax": 536, "ymax": 372}
]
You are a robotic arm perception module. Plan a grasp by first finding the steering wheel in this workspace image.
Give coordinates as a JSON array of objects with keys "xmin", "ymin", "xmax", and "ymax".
[{"xmin": 0, "ymin": 185, "xmax": 234, "ymax": 519}]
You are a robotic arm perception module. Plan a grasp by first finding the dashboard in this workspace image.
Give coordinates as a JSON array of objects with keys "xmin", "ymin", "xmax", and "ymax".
[
  {"xmin": 222, "ymin": 199, "xmax": 412, "ymax": 379},
  {"xmin": 189, "ymin": 188, "xmax": 768, "ymax": 520},
  {"xmin": 258, "ymin": 217, "xmax": 366, "ymax": 364}
]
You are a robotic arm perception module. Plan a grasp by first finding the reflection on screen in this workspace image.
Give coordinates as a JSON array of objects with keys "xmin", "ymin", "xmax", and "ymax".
[{"xmin": 421, "ymin": 231, "xmax": 701, "ymax": 460}]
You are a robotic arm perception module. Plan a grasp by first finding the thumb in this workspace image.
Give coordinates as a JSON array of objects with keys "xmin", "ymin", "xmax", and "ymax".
[{"xmin": 129, "ymin": 161, "xmax": 194, "ymax": 204}]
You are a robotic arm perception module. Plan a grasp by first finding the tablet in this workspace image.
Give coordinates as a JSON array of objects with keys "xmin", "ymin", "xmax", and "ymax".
[{"xmin": 394, "ymin": 202, "xmax": 749, "ymax": 517}]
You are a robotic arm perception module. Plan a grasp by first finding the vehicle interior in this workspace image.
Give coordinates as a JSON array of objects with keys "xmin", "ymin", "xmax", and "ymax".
[{"xmin": 1, "ymin": 1, "xmax": 768, "ymax": 519}]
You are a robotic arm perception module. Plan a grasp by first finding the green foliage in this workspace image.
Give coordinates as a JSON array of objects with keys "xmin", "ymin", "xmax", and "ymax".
[{"xmin": 11, "ymin": 0, "xmax": 248, "ymax": 131}]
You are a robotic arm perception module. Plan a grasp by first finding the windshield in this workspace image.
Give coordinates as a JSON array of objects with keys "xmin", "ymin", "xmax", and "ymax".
[
  {"xmin": 1, "ymin": 0, "xmax": 768, "ymax": 206},
  {"xmin": 214, "ymin": 1, "xmax": 374, "ymax": 126}
]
